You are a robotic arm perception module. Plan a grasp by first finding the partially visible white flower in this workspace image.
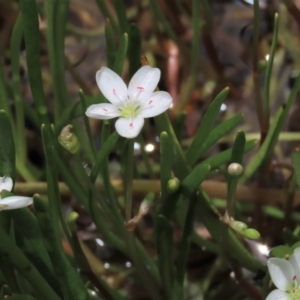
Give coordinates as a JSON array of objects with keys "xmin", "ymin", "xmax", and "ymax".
[
  {"xmin": 0, "ymin": 176, "xmax": 33, "ymax": 211},
  {"xmin": 266, "ymin": 247, "xmax": 300, "ymax": 300},
  {"xmin": 86, "ymin": 66, "xmax": 173, "ymax": 139}
]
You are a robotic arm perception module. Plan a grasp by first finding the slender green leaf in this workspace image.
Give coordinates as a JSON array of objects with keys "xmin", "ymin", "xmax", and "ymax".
[
  {"xmin": 55, "ymin": 95, "xmax": 105, "ymax": 134},
  {"xmin": 180, "ymin": 164, "xmax": 211, "ymax": 197},
  {"xmin": 263, "ymin": 13, "xmax": 279, "ymax": 121},
  {"xmin": 197, "ymin": 192, "xmax": 265, "ymax": 272},
  {"xmin": 105, "ymin": 20, "xmax": 116, "ymax": 68},
  {"xmin": 194, "ymin": 114, "xmax": 243, "ymax": 156},
  {"xmin": 18, "ymin": 1, "xmax": 50, "ymax": 126},
  {"xmin": 33, "ymin": 195, "xmax": 89, "ymax": 300},
  {"xmin": 10, "ymin": 13, "xmax": 26, "ymax": 163},
  {"xmin": 90, "ymin": 132, "xmax": 119, "ymax": 183},
  {"xmin": 113, "ymin": 33, "xmax": 128, "ymax": 76},
  {"xmin": 0, "ymin": 110, "xmax": 15, "ymax": 180},
  {"xmin": 230, "ymin": 131, "xmax": 246, "ymax": 164},
  {"xmin": 8, "ymin": 208, "xmax": 61, "ymax": 296},
  {"xmin": 94, "ymin": 0, "xmax": 119, "ymax": 33},
  {"xmin": 0, "ymin": 225, "xmax": 61, "ymax": 300},
  {"xmin": 128, "ymin": 24, "xmax": 142, "ymax": 77},
  {"xmin": 242, "ymin": 70, "xmax": 300, "ymax": 183},
  {"xmin": 154, "ymin": 112, "xmax": 264, "ymax": 272},
  {"xmin": 156, "ymin": 215, "xmax": 174, "ymax": 299},
  {"xmin": 41, "ymin": 126, "xmax": 89, "ymax": 300},
  {"xmin": 292, "ymin": 149, "xmax": 300, "ymax": 189},
  {"xmin": 197, "ymin": 139, "xmax": 257, "ymax": 175},
  {"xmin": 186, "ymin": 87, "xmax": 230, "ymax": 166},
  {"xmin": 172, "ymin": 195, "xmax": 197, "ymax": 300},
  {"xmin": 45, "ymin": 0, "xmax": 70, "ymax": 119},
  {"xmin": 113, "ymin": 0, "xmax": 129, "ymax": 33},
  {"xmin": 160, "ymin": 132, "xmax": 173, "ymax": 197}
]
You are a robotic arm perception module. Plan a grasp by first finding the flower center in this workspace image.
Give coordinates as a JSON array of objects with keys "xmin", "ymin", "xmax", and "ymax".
[
  {"xmin": 287, "ymin": 276, "xmax": 300, "ymax": 299},
  {"xmin": 118, "ymin": 100, "xmax": 141, "ymax": 119}
]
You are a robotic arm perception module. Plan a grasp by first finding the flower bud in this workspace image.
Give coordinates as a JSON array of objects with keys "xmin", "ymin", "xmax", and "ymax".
[
  {"xmin": 167, "ymin": 177, "xmax": 180, "ymax": 193},
  {"xmin": 68, "ymin": 211, "xmax": 79, "ymax": 231},
  {"xmin": 229, "ymin": 220, "xmax": 248, "ymax": 232},
  {"xmin": 58, "ymin": 125, "xmax": 80, "ymax": 154},
  {"xmin": 243, "ymin": 228, "xmax": 261, "ymax": 240},
  {"xmin": 228, "ymin": 163, "xmax": 243, "ymax": 177}
]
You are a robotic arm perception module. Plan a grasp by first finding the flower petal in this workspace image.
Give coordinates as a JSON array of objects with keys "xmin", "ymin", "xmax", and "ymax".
[
  {"xmin": 265, "ymin": 289, "xmax": 289, "ymax": 300},
  {"xmin": 96, "ymin": 67, "xmax": 128, "ymax": 105},
  {"xmin": 128, "ymin": 66, "xmax": 161, "ymax": 101},
  {"xmin": 268, "ymin": 258, "xmax": 294, "ymax": 291},
  {"xmin": 0, "ymin": 196, "xmax": 33, "ymax": 211},
  {"xmin": 86, "ymin": 104, "xmax": 120, "ymax": 120},
  {"xmin": 0, "ymin": 177, "xmax": 13, "ymax": 192},
  {"xmin": 289, "ymin": 248, "xmax": 300, "ymax": 280},
  {"xmin": 115, "ymin": 116, "xmax": 144, "ymax": 139},
  {"xmin": 140, "ymin": 91, "xmax": 172, "ymax": 118}
]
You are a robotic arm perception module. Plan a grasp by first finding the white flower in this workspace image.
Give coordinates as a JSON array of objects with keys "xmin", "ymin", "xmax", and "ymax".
[
  {"xmin": 266, "ymin": 247, "xmax": 300, "ymax": 300},
  {"xmin": 86, "ymin": 66, "xmax": 173, "ymax": 138},
  {"xmin": 0, "ymin": 176, "xmax": 33, "ymax": 210}
]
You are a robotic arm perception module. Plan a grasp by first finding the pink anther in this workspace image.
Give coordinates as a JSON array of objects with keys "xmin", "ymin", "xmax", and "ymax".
[
  {"xmin": 137, "ymin": 86, "xmax": 144, "ymax": 90},
  {"xmin": 148, "ymin": 100, "xmax": 153, "ymax": 105},
  {"xmin": 113, "ymin": 88, "xmax": 116, "ymax": 95},
  {"xmin": 103, "ymin": 108, "xmax": 108, "ymax": 112},
  {"xmin": 129, "ymin": 122, "xmax": 133, "ymax": 128}
]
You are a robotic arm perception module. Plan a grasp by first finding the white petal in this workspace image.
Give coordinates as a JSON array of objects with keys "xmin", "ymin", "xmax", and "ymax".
[
  {"xmin": 0, "ymin": 177, "xmax": 13, "ymax": 192},
  {"xmin": 268, "ymin": 258, "xmax": 294, "ymax": 291},
  {"xmin": 289, "ymin": 250, "xmax": 300, "ymax": 280},
  {"xmin": 0, "ymin": 196, "xmax": 33, "ymax": 211},
  {"xmin": 140, "ymin": 91, "xmax": 173, "ymax": 118},
  {"xmin": 265, "ymin": 289, "xmax": 289, "ymax": 300},
  {"xmin": 96, "ymin": 67, "xmax": 128, "ymax": 105},
  {"xmin": 86, "ymin": 104, "xmax": 120, "ymax": 120},
  {"xmin": 128, "ymin": 66, "xmax": 161, "ymax": 101},
  {"xmin": 115, "ymin": 117, "xmax": 144, "ymax": 139}
]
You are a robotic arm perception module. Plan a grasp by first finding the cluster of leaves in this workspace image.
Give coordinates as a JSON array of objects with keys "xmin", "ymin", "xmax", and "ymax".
[{"xmin": 0, "ymin": 0, "xmax": 300, "ymax": 300}]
